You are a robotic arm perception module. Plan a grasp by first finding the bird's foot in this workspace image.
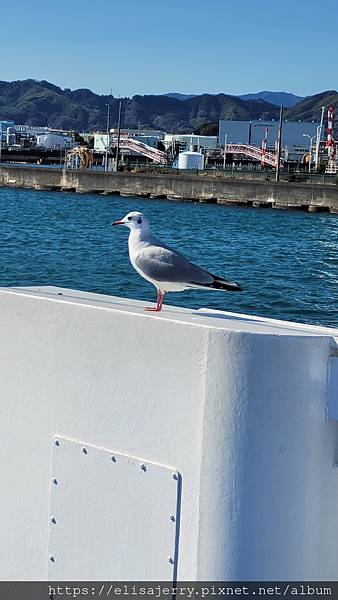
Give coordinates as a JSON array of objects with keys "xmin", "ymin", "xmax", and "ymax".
[{"xmin": 144, "ymin": 306, "xmax": 162, "ymax": 312}]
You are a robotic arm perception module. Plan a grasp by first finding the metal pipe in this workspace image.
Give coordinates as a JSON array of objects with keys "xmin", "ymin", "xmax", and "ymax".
[
  {"xmin": 275, "ymin": 105, "xmax": 284, "ymax": 182},
  {"xmin": 223, "ymin": 134, "xmax": 227, "ymax": 170},
  {"xmin": 105, "ymin": 103, "xmax": 110, "ymax": 172}
]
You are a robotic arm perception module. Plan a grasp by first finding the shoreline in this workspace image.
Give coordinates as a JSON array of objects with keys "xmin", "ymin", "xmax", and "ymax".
[{"xmin": 1, "ymin": 164, "xmax": 338, "ymax": 214}]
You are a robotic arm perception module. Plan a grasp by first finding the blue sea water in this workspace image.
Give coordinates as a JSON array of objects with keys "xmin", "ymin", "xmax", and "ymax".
[{"xmin": 0, "ymin": 186, "xmax": 338, "ymax": 328}]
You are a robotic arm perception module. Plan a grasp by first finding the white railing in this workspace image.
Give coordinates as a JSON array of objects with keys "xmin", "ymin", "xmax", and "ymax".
[
  {"xmin": 110, "ymin": 136, "xmax": 167, "ymax": 163},
  {"xmin": 226, "ymin": 143, "xmax": 277, "ymax": 166}
]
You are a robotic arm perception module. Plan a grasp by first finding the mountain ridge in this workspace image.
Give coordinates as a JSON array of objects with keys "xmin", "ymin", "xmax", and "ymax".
[
  {"xmin": 0, "ymin": 79, "xmax": 336, "ymax": 133},
  {"xmin": 0, "ymin": 79, "xmax": 279, "ymax": 132},
  {"xmin": 238, "ymin": 91, "xmax": 304, "ymax": 107},
  {"xmin": 166, "ymin": 90, "xmax": 304, "ymax": 107}
]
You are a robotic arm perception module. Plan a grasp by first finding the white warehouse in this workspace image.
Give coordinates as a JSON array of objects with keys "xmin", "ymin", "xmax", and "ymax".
[{"xmin": 219, "ymin": 119, "xmax": 321, "ymax": 150}]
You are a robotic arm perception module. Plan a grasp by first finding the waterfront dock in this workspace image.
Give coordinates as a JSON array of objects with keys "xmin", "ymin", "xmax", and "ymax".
[{"xmin": 1, "ymin": 164, "xmax": 338, "ymax": 213}]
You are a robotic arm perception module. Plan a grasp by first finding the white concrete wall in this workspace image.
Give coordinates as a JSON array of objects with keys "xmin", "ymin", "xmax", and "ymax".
[{"xmin": 0, "ymin": 287, "xmax": 338, "ymax": 581}]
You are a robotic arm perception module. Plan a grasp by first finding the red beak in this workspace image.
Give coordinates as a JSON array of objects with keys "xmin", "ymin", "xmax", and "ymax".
[{"xmin": 112, "ymin": 220, "xmax": 124, "ymax": 226}]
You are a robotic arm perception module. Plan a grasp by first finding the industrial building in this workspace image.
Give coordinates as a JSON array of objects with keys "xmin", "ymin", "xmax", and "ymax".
[
  {"xmin": 15, "ymin": 124, "xmax": 52, "ymax": 135},
  {"xmin": 0, "ymin": 105, "xmax": 334, "ymax": 173},
  {"xmin": 164, "ymin": 134, "xmax": 217, "ymax": 152},
  {"xmin": 219, "ymin": 119, "xmax": 322, "ymax": 161}
]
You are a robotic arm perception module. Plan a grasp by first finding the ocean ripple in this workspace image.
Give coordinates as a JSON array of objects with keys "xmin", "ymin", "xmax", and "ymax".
[{"xmin": 0, "ymin": 187, "xmax": 337, "ymax": 328}]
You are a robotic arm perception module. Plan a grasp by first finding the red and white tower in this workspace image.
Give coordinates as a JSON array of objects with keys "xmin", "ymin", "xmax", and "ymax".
[{"xmin": 325, "ymin": 106, "xmax": 336, "ymax": 173}]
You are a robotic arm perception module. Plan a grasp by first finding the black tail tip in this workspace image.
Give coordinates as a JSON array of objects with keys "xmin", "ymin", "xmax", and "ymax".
[
  {"xmin": 212, "ymin": 278, "xmax": 243, "ymax": 292},
  {"xmin": 229, "ymin": 283, "xmax": 243, "ymax": 292}
]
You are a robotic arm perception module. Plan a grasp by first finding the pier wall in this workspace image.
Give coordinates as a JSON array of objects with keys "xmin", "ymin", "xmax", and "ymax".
[
  {"xmin": 1, "ymin": 286, "xmax": 338, "ymax": 580},
  {"xmin": 1, "ymin": 164, "xmax": 338, "ymax": 211}
]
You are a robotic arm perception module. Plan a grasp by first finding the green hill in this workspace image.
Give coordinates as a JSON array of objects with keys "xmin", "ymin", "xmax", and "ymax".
[
  {"xmin": 0, "ymin": 79, "xmax": 280, "ymax": 133},
  {"xmin": 286, "ymin": 90, "xmax": 338, "ymax": 121}
]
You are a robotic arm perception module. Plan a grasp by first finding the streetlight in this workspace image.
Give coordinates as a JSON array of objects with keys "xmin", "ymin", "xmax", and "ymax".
[
  {"xmin": 105, "ymin": 103, "xmax": 110, "ymax": 171},
  {"xmin": 115, "ymin": 100, "xmax": 122, "ymax": 173},
  {"xmin": 303, "ymin": 133, "xmax": 317, "ymax": 173}
]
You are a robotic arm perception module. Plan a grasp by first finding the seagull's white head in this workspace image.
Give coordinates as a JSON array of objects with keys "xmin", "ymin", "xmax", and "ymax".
[{"xmin": 112, "ymin": 211, "xmax": 150, "ymax": 232}]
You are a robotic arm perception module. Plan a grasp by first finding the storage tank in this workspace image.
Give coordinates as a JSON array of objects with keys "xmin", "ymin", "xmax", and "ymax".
[
  {"xmin": 177, "ymin": 151, "xmax": 204, "ymax": 170},
  {"xmin": 36, "ymin": 134, "xmax": 73, "ymax": 149}
]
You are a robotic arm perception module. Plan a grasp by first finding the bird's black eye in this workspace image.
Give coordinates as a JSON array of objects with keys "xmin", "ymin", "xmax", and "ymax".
[
  {"xmin": 137, "ymin": 217, "xmax": 142, "ymax": 224},
  {"xmin": 128, "ymin": 216, "xmax": 132, "ymax": 221}
]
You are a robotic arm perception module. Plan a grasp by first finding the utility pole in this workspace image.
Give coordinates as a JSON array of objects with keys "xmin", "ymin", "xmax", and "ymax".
[
  {"xmin": 115, "ymin": 100, "xmax": 122, "ymax": 172},
  {"xmin": 315, "ymin": 106, "xmax": 325, "ymax": 172},
  {"xmin": 261, "ymin": 127, "xmax": 269, "ymax": 168},
  {"xmin": 0, "ymin": 123, "xmax": 3, "ymax": 163},
  {"xmin": 105, "ymin": 103, "xmax": 110, "ymax": 171},
  {"xmin": 275, "ymin": 104, "xmax": 284, "ymax": 182},
  {"xmin": 223, "ymin": 133, "xmax": 227, "ymax": 170}
]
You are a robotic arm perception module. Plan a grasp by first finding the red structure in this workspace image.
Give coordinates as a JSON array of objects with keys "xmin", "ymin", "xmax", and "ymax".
[
  {"xmin": 326, "ymin": 106, "xmax": 336, "ymax": 173},
  {"xmin": 225, "ymin": 143, "xmax": 277, "ymax": 167}
]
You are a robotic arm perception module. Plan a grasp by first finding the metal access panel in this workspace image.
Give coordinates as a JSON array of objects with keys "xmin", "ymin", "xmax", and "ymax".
[{"xmin": 48, "ymin": 437, "xmax": 181, "ymax": 580}]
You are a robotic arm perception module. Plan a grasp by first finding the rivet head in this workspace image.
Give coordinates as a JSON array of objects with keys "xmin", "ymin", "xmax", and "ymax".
[
  {"xmin": 168, "ymin": 556, "xmax": 174, "ymax": 564},
  {"xmin": 82, "ymin": 447, "xmax": 87, "ymax": 454},
  {"xmin": 169, "ymin": 515, "xmax": 176, "ymax": 522},
  {"xmin": 52, "ymin": 478, "xmax": 58, "ymax": 486},
  {"xmin": 51, "ymin": 517, "xmax": 57, "ymax": 525},
  {"xmin": 111, "ymin": 456, "xmax": 117, "ymax": 463},
  {"xmin": 49, "ymin": 555, "xmax": 55, "ymax": 563},
  {"xmin": 172, "ymin": 473, "xmax": 178, "ymax": 480},
  {"xmin": 54, "ymin": 440, "xmax": 60, "ymax": 447},
  {"xmin": 140, "ymin": 464, "xmax": 147, "ymax": 472}
]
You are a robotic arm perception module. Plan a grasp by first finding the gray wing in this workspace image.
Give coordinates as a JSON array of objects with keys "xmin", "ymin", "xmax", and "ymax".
[{"xmin": 134, "ymin": 242, "xmax": 214, "ymax": 286}]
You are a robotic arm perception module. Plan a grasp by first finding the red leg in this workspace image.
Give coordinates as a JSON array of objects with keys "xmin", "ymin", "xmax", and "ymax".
[
  {"xmin": 158, "ymin": 291, "xmax": 166, "ymax": 310},
  {"xmin": 144, "ymin": 290, "xmax": 165, "ymax": 312}
]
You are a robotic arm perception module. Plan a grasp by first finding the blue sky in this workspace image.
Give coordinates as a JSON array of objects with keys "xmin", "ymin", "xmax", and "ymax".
[{"xmin": 2, "ymin": 0, "xmax": 336, "ymax": 97}]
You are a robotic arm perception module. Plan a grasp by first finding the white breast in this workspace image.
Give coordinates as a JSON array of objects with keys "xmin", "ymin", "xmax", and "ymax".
[{"xmin": 128, "ymin": 233, "xmax": 157, "ymax": 287}]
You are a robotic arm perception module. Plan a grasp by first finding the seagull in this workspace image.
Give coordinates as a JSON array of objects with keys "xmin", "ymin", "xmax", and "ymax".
[{"xmin": 112, "ymin": 211, "xmax": 242, "ymax": 312}]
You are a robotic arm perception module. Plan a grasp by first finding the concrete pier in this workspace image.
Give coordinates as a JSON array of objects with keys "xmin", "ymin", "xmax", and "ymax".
[
  {"xmin": 1, "ymin": 164, "xmax": 338, "ymax": 212},
  {"xmin": 1, "ymin": 286, "xmax": 338, "ymax": 580}
]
